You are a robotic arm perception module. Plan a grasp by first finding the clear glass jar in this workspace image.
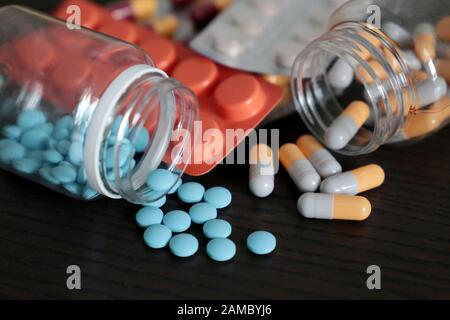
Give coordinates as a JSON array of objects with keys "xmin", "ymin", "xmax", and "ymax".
[
  {"xmin": 291, "ymin": 0, "xmax": 450, "ymax": 155},
  {"xmin": 0, "ymin": 6, "xmax": 198, "ymax": 204}
]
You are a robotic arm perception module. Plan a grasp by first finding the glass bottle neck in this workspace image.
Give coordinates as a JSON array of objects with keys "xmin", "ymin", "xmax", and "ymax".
[
  {"xmin": 291, "ymin": 22, "xmax": 413, "ymax": 155},
  {"xmin": 84, "ymin": 64, "xmax": 198, "ymax": 204}
]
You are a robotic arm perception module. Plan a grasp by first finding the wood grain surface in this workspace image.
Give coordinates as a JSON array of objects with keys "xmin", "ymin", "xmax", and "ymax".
[
  {"xmin": 0, "ymin": 114, "xmax": 449, "ymax": 299},
  {"xmin": 0, "ymin": 0, "xmax": 449, "ymax": 300}
]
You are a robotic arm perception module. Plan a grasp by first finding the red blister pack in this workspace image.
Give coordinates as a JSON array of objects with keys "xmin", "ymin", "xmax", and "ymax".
[{"xmin": 52, "ymin": 0, "xmax": 283, "ymax": 176}]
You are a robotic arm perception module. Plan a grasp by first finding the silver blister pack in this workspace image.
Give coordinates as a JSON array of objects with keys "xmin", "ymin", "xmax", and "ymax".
[{"xmin": 190, "ymin": 0, "xmax": 347, "ymax": 75}]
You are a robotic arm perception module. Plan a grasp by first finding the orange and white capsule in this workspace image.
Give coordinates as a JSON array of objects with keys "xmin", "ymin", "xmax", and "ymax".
[
  {"xmin": 296, "ymin": 135, "xmax": 342, "ymax": 178},
  {"xmin": 414, "ymin": 23, "xmax": 436, "ymax": 63},
  {"xmin": 320, "ymin": 164, "xmax": 385, "ymax": 195},
  {"xmin": 324, "ymin": 101, "xmax": 370, "ymax": 150},
  {"xmin": 279, "ymin": 144, "xmax": 321, "ymax": 192},
  {"xmin": 249, "ymin": 144, "xmax": 275, "ymax": 198},
  {"xmin": 436, "ymin": 16, "xmax": 450, "ymax": 42},
  {"xmin": 297, "ymin": 193, "xmax": 372, "ymax": 221}
]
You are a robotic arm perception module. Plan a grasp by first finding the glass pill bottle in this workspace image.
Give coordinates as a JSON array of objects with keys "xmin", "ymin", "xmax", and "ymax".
[
  {"xmin": 0, "ymin": 6, "xmax": 198, "ymax": 204},
  {"xmin": 291, "ymin": 0, "xmax": 450, "ymax": 155}
]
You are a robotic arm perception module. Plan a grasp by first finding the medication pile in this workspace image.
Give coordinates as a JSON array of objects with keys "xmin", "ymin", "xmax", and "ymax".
[{"xmin": 135, "ymin": 172, "xmax": 276, "ymax": 261}]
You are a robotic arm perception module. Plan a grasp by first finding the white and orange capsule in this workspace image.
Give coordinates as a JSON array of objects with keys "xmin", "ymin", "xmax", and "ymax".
[
  {"xmin": 414, "ymin": 23, "xmax": 436, "ymax": 63},
  {"xmin": 297, "ymin": 193, "xmax": 372, "ymax": 221},
  {"xmin": 324, "ymin": 101, "xmax": 370, "ymax": 150},
  {"xmin": 436, "ymin": 16, "xmax": 450, "ymax": 42},
  {"xmin": 296, "ymin": 135, "xmax": 342, "ymax": 178},
  {"xmin": 249, "ymin": 144, "xmax": 275, "ymax": 198},
  {"xmin": 279, "ymin": 144, "xmax": 321, "ymax": 192},
  {"xmin": 320, "ymin": 164, "xmax": 385, "ymax": 195}
]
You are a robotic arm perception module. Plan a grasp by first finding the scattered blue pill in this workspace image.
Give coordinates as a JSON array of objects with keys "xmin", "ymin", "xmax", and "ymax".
[
  {"xmin": 12, "ymin": 157, "xmax": 41, "ymax": 174},
  {"xmin": 0, "ymin": 141, "xmax": 26, "ymax": 163},
  {"xmin": 20, "ymin": 128, "xmax": 49, "ymax": 150},
  {"xmin": 57, "ymin": 139, "xmax": 71, "ymax": 155},
  {"xmin": 82, "ymin": 186, "xmax": 98, "ymax": 200},
  {"xmin": 146, "ymin": 168, "xmax": 177, "ymax": 191},
  {"xmin": 163, "ymin": 210, "xmax": 191, "ymax": 233},
  {"xmin": 246, "ymin": 231, "xmax": 276, "ymax": 255},
  {"xmin": 43, "ymin": 149, "xmax": 63, "ymax": 164},
  {"xmin": 203, "ymin": 219, "xmax": 232, "ymax": 239},
  {"xmin": 63, "ymin": 183, "xmax": 81, "ymax": 195},
  {"xmin": 133, "ymin": 128, "xmax": 149, "ymax": 153},
  {"xmin": 143, "ymin": 224, "xmax": 172, "ymax": 249},
  {"xmin": 167, "ymin": 178, "xmax": 182, "ymax": 194},
  {"xmin": 39, "ymin": 166, "xmax": 60, "ymax": 185},
  {"xmin": 136, "ymin": 206, "xmax": 164, "ymax": 228},
  {"xmin": 68, "ymin": 141, "xmax": 84, "ymax": 166},
  {"xmin": 189, "ymin": 202, "xmax": 217, "ymax": 224},
  {"xmin": 51, "ymin": 162, "xmax": 77, "ymax": 184},
  {"xmin": 17, "ymin": 109, "xmax": 46, "ymax": 129},
  {"xmin": 2, "ymin": 125, "xmax": 22, "ymax": 140},
  {"xmin": 178, "ymin": 182, "xmax": 205, "ymax": 203},
  {"xmin": 169, "ymin": 233, "xmax": 199, "ymax": 258},
  {"xmin": 203, "ymin": 186, "xmax": 232, "ymax": 209},
  {"xmin": 206, "ymin": 238, "xmax": 236, "ymax": 262}
]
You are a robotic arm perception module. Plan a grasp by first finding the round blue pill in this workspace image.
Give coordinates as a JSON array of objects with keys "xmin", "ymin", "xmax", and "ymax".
[
  {"xmin": 2, "ymin": 125, "xmax": 22, "ymax": 140},
  {"xmin": 82, "ymin": 186, "xmax": 98, "ymax": 200},
  {"xmin": 27, "ymin": 150, "xmax": 44, "ymax": 165},
  {"xmin": 0, "ymin": 141, "xmax": 26, "ymax": 163},
  {"xmin": 145, "ymin": 191, "xmax": 167, "ymax": 208},
  {"xmin": 133, "ymin": 128, "xmax": 149, "ymax": 153},
  {"xmin": 55, "ymin": 115, "xmax": 73, "ymax": 131},
  {"xmin": 246, "ymin": 231, "xmax": 276, "ymax": 255},
  {"xmin": 163, "ymin": 210, "xmax": 191, "ymax": 233},
  {"xmin": 68, "ymin": 141, "xmax": 84, "ymax": 166},
  {"xmin": 203, "ymin": 219, "xmax": 232, "ymax": 239},
  {"xmin": 206, "ymin": 238, "xmax": 236, "ymax": 262},
  {"xmin": 177, "ymin": 182, "xmax": 205, "ymax": 203},
  {"xmin": 203, "ymin": 186, "xmax": 232, "ymax": 209},
  {"xmin": 39, "ymin": 166, "xmax": 60, "ymax": 185},
  {"xmin": 0, "ymin": 139, "xmax": 16, "ymax": 149},
  {"xmin": 136, "ymin": 206, "xmax": 164, "ymax": 228},
  {"xmin": 12, "ymin": 157, "xmax": 41, "ymax": 174},
  {"xmin": 43, "ymin": 149, "xmax": 63, "ymax": 164},
  {"xmin": 169, "ymin": 233, "xmax": 199, "ymax": 258},
  {"xmin": 51, "ymin": 162, "xmax": 77, "ymax": 184},
  {"xmin": 57, "ymin": 139, "xmax": 71, "ymax": 155},
  {"xmin": 143, "ymin": 224, "xmax": 172, "ymax": 249},
  {"xmin": 17, "ymin": 109, "xmax": 46, "ymax": 129},
  {"xmin": 33, "ymin": 122, "xmax": 53, "ymax": 135},
  {"xmin": 53, "ymin": 128, "xmax": 69, "ymax": 140},
  {"xmin": 146, "ymin": 168, "xmax": 177, "ymax": 191},
  {"xmin": 77, "ymin": 167, "xmax": 87, "ymax": 184},
  {"xmin": 167, "ymin": 178, "xmax": 182, "ymax": 194},
  {"xmin": 20, "ymin": 129, "xmax": 49, "ymax": 150},
  {"xmin": 189, "ymin": 202, "xmax": 217, "ymax": 224},
  {"xmin": 63, "ymin": 183, "xmax": 81, "ymax": 195}
]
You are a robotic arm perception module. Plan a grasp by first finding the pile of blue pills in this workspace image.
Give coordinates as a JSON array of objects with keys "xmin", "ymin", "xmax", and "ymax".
[
  {"xmin": 137, "ymin": 173, "xmax": 277, "ymax": 262},
  {"xmin": 0, "ymin": 107, "xmax": 150, "ymax": 200}
]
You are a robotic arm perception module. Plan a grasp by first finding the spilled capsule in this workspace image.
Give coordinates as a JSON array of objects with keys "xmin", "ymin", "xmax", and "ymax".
[
  {"xmin": 296, "ymin": 135, "xmax": 342, "ymax": 178},
  {"xmin": 249, "ymin": 144, "xmax": 274, "ymax": 198},
  {"xmin": 279, "ymin": 144, "xmax": 320, "ymax": 192},
  {"xmin": 297, "ymin": 193, "xmax": 372, "ymax": 221},
  {"xmin": 382, "ymin": 22, "xmax": 412, "ymax": 47},
  {"xmin": 436, "ymin": 16, "xmax": 450, "ymax": 42},
  {"xmin": 320, "ymin": 164, "xmax": 385, "ymax": 195},
  {"xmin": 325, "ymin": 101, "xmax": 370, "ymax": 150}
]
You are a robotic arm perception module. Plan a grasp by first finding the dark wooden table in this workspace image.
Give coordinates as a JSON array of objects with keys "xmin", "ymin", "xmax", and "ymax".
[{"xmin": 0, "ymin": 0, "xmax": 449, "ymax": 300}]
